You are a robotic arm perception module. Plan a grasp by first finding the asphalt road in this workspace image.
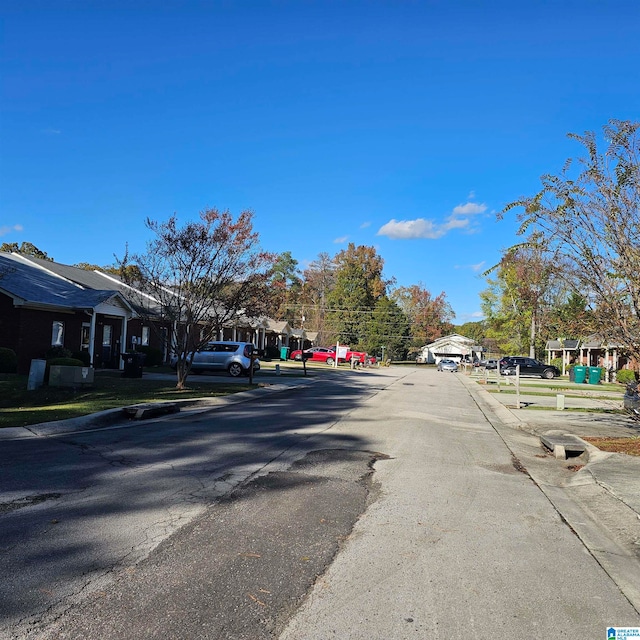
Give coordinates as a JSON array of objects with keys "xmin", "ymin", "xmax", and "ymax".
[{"xmin": 1, "ymin": 367, "xmax": 639, "ymax": 639}]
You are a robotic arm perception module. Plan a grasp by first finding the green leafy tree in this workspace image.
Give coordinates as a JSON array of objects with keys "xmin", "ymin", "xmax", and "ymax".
[
  {"xmin": 501, "ymin": 119, "xmax": 640, "ymax": 367},
  {"xmin": 267, "ymin": 251, "xmax": 302, "ymax": 323},
  {"xmin": 365, "ymin": 297, "xmax": 410, "ymax": 360},
  {"xmin": 456, "ymin": 320, "xmax": 487, "ymax": 344},
  {"xmin": 546, "ymin": 292, "xmax": 595, "ymax": 340},
  {"xmin": 0, "ymin": 241, "xmax": 52, "ymax": 261},
  {"xmin": 326, "ymin": 244, "xmax": 391, "ymax": 347},
  {"xmin": 482, "ymin": 243, "xmax": 556, "ymax": 358}
]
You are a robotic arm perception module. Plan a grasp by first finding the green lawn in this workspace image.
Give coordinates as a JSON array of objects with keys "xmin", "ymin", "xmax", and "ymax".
[
  {"xmin": 485, "ymin": 388, "xmax": 623, "ymax": 401},
  {"xmin": 0, "ymin": 371, "xmax": 253, "ymax": 429}
]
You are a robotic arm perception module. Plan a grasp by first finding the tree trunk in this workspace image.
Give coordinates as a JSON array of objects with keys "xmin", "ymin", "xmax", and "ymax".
[
  {"xmin": 176, "ymin": 361, "xmax": 189, "ymax": 390},
  {"xmin": 529, "ymin": 312, "xmax": 536, "ymax": 359}
]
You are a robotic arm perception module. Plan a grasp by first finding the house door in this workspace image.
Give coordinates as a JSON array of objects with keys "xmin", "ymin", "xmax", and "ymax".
[{"xmin": 101, "ymin": 324, "xmax": 113, "ymax": 368}]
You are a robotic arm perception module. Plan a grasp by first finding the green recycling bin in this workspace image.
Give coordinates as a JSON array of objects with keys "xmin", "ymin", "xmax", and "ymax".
[
  {"xmin": 280, "ymin": 346, "xmax": 290, "ymax": 361},
  {"xmin": 588, "ymin": 366, "xmax": 602, "ymax": 385},
  {"xmin": 573, "ymin": 365, "xmax": 587, "ymax": 384}
]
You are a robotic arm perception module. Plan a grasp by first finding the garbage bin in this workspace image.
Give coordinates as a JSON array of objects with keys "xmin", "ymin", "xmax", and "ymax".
[
  {"xmin": 280, "ymin": 346, "xmax": 290, "ymax": 361},
  {"xmin": 573, "ymin": 365, "xmax": 587, "ymax": 384},
  {"xmin": 122, "ymin": 352, "xmax": 145, "ymax": 378},
  {"xmin": 588, "ymin": 366, "xmax": 602, "ymax": 385}
]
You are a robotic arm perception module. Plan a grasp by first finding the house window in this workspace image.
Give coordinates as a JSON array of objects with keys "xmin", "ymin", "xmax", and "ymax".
[
  {"xmin": 51, "ymin": 321, "xmax": 64, "ymax": 347},
  {"xmin": 103, "ymin": 325, "xmax": 112, "ymax": 346},
  {"xmin": 81, "ymin": 323, "xmax": 91, "ymax": 351},
  {"xmin": 141, "ymin": 326, "xmax": 150, "ymax": 346}
]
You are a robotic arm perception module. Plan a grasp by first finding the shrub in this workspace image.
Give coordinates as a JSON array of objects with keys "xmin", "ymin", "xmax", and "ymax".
[
  {"xmin": 45, "ymin": 346, "xmax": 72, "ymax": 360},
  {"xmin": 616, "ymin": 369, "xmax": 637, "ymax": 384},
  {"xmin": 48, "ymin": 357, "xmax": 86, "ymax": 367},
  {"xmin": 72, "ymin": 350, "xmax": 91, "ymax": 366},
  {"xmin": 0, "ymin": 347, "xmax": 18, "ymax": 373},
  {"xmin": 135, "ymin": 346, "xmax": 163, "ymax": 367},
  {"xmin": 550, "ymin": 358, "xmax": 563, "ymax": 371}
]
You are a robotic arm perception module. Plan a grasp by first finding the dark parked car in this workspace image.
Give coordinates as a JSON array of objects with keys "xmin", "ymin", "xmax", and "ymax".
[{"xmin": 500, "ymin": 356, "xmax": 560, "ymax": 379}]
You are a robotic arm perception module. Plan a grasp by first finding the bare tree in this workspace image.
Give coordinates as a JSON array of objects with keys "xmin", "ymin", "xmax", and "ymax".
[
  {"xmin": 120, "ymin": 208, "xmax": 274, "ymax": 389},
  {"xmin": 501, "ymin": 119, "xmax": 640, "ymax": 368}
]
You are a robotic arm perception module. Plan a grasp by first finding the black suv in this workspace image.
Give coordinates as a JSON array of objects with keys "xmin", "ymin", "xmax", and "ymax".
[{"xmin": 499, "ymin": 357, "xmax": 560, "ymax": 379}]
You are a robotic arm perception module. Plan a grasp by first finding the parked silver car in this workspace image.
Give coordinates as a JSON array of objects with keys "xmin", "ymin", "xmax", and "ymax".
[
  {"xmin": 437, "ymin": 358, "xmax": 458, "ymax": 372},
  {"xmin": 171, "ymin": 342, "xmax": 260, "ymax": 377}
]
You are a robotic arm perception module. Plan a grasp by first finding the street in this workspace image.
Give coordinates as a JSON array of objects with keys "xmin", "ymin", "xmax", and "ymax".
[{"xmin": 2, "ymin": 367, "xmax": 639, "ymax": 639}]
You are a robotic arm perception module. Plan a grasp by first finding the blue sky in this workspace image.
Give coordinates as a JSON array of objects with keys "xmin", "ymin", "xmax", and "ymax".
[{"xmin": 2, "ymin": 1, "xmax": 639, "ymax": 323}]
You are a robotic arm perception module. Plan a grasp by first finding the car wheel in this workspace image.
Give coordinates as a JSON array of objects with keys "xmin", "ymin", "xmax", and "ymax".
[
  {"xmin": 294, "ymin": 354, "xmax": 302, "ymax": 361},
  {"xmin": 228, "ymin": 362, "xmax": 243, "ymax": 377},
  {"xmin": 326, "ymin": 357, "xmax": 335, "ymax": 365},
  {"xmin": 542, "ymin": 369, "xmax": 555, "ymax": 379}
]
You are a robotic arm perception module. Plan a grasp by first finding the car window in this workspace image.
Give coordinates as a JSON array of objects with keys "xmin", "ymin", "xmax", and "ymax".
[{"xmin": 211, "ymin": 343, "xmax": 239, "ymax": 352}]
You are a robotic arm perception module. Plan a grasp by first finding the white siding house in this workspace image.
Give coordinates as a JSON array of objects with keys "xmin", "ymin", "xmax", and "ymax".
[{"xmin": 416, "ymin": 334, "xmax": 482, "ymax": 364}]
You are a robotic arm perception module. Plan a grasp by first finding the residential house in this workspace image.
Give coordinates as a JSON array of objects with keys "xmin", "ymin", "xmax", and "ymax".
[
  {"xmin": 545, "ymin": 339, "xmax": 580, "ymax": 375},
  {"xmin": 0, "ymin": 253, "xmax": 134, "ymax": 374},
  {"xmin": 1, "ymin": 252, "xmax": 308, "ymax": 371},
  {"xmin": 416, "ymin": 334, "xmax": 483, "ymax": 364},
  {"xmin": 6, "ymin": 253, "xmax": 172, "ymax": 365}
]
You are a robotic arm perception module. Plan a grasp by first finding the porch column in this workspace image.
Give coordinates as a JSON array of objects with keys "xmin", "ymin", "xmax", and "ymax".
[
  {"xmin": 89, "ymin": 312, "xmax": 97, "ymax": 366},
  {"xmin": 121, "ymin": 316, "xmax": 128, "ymax": 370}
]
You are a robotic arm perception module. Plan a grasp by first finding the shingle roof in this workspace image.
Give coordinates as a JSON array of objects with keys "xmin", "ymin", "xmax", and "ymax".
[
  {"xmin": 0, "ymin": 254, "xmax": 124, "ymax": 311},
  {"xmin": 546, "ymin": 339, "xmax": 580, "ymax": 350},
  {"xmin": 9, "ymin": 253, "xmax": 130, "ymax": 291},
  {"xmin": 6, "ymin": 253, "xmax": 161, "ymax": 315}
]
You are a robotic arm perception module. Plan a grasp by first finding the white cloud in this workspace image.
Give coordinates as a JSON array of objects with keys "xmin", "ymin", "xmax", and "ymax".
[
  {"xmin": 0, "ymin": 224, "xmax": 24, "ymax": 237},
  {"xmin": 360, "ymin": 221, "xmax": 371, "ymax": 229},
  {"xmin": 377, "ymin": 218, "xmax": 444, "ymax": 239},
  {"xmin": 452, "ymin": 202, "xmax": 487, "ymax": 216},
  {"xmin": 377, "ymin": 200, "xmax": 488, "ymax": 240},
  {"xmin": 42, "ymin": 128, "xmax": 61, "ymax": 135},
  {"xmin": 333, "ymin": 235, "xmax": 349, "ymax": 244}
]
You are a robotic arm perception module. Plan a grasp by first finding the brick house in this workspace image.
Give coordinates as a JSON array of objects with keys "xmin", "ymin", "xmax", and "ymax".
[
  {"xmin": 1, "ymin": 252, "xmax": 304, "ymax": 371},
  {"xmin": 0, "ymin": 253, "xmax": 135, "ymax": 374}
]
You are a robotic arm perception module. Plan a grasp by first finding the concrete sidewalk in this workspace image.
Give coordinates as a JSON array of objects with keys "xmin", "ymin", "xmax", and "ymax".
[{"xmin": 459, "ymin": 371, "xmax": 640, "ymax": 524}]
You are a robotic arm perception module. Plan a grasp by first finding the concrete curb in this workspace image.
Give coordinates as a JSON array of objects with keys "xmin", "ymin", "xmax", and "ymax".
[
  {"xmin": 0, "ymin": 380, "xmax": 316, "ymax": 441},
  {"xmin": 460, "ymin": 376, "xmax": 640, "ymax": 518}
]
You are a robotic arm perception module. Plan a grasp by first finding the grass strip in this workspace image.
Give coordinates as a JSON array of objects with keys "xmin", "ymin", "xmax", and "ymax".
[
  {"xmin": 0, "ymin": 372, "xmax": 252, "ymax": 429},
  {"xmin": 510, "ymin": 405, "xmax": 626, "ymax": 415},
  {"xmin": 486, "ymin": 388, "xmax": 622, "ymax": 401}
]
